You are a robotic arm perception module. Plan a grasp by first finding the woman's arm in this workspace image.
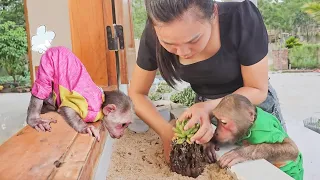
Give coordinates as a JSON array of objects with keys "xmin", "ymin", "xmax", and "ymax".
[
  {"xmin": 128, "ymin": 64, "xmax": 173, "ymax": 138},
  {"xmin": 202, "ymin": 0, "xmax": 270, "ymax": 111},
  {"xmin": 234, "ymin": 55, "xmax": 269, "ymax": 103},
  {"xmin": 181, "ymin": 56, "xmax": 269, "ymax": 144},
  {"xmin": 204, "ymin": 55, "xmax": 269, "ymax": 111}
]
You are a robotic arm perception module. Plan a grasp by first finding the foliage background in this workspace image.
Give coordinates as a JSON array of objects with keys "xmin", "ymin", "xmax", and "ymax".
[
  {"xmin": 0, "ymin": 0, "xmax": 29, "ymax": 85},
  {"xmin": 1, "ymin": 0, "xmax": 320, "ymax": 87}
]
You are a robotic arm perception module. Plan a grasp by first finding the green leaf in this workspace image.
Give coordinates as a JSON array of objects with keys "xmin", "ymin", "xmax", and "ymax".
[
  {"xmin": 0, "ymin": 21, "xmax": 28, "ymax": 83},
  {"xmin": 170, "ymin": 86, "xmax": 196, "ymax": 107}
]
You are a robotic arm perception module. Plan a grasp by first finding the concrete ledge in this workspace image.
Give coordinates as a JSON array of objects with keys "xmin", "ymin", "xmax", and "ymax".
[
  {"xmin": 215, "ymin": 144, "xmax": 294, "ymax": 180},
  {"xmin": 212, "ymin": 125, "xmax": 294, "ymax": 180},
  {"xmin": 0, "ymin": 112, "xmax": 107, "ymax": 180}
]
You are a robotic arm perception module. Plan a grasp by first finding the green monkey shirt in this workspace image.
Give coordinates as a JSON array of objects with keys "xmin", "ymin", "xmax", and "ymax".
[{"xmin": 236, "ymin": 107, "xmax": 304, "ymax": 180}]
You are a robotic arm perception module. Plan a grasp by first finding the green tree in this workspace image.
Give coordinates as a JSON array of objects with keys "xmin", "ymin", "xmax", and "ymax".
[
  {"xmin": 258, "ymin": 0, "xmax": 318, "ymax": 43},
  {"xmin": 132, "ymin": 0, "xmax": 147, "ymax": 39},
  {"xmin": 0, "ymin": 0, "xmax": 25, "ymax": 26},
  {"xmin": 258, "ymin": 0, "xmax": 316, "ymax": 32},
  {"xmin": 285, "ymin": 36, "xmax": 302, "ymax": 49},
  {"xmin": 0, "ymin": 21, "xmax": 28, "ymax": 83},
  {"xmin": 258, "ymin": 0, "xmax": 288, "ymax": 31},
  {"xmin": 302, "ymin": 2, "xmax": 320, "ymax": 23}
]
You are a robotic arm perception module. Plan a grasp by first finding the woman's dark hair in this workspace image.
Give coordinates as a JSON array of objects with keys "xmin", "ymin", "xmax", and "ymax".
[{"xmin": 145, "ymin": 0, "xmax": 215, "ymax": 87}]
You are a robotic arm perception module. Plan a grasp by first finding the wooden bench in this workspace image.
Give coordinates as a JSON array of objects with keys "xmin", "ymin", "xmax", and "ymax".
[{"xmin": 0, "ymin": 112, "xmax": 108, "ymax": 180}]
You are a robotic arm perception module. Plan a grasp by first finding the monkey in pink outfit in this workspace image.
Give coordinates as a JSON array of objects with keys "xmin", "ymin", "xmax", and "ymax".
[{"xmin": 26, "ymin": 46, "xmax": 134, "ymax": 141}]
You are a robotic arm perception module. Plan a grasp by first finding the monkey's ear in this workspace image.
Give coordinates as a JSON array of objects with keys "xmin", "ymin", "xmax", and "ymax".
[
  {"xmin": 103, "ymin": 104, "xmax": 117, "ymax": 115},
  {"xmin": 249, "ymin": 110, "xmax": 255, "ymax": 122}
]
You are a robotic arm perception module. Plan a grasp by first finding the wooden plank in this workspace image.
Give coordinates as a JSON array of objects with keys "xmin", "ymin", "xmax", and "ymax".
[
  {"xmin": 78, "ymin": 125, "xmax": 107, "ymax": 180},
  {"xmin": 52, "ymin": 134, "xmax": 95, "ymax": 179},
  {"xmin": 102, "ymin": 0, "xmax": 118, "ymax": 87},
  {"xmin": 114, "ymin": 0, "xmax": 129, "ymax": 84},
  {"xmin": 114, "ymin": 0, "xmax": 137, "ymax": 84},
  {"xmin": 125, "ymin": 0, "xmax": 138, "ymax": 82},
  {"xmin": 35, "ymin": 66, "xmax": 39, "ymax": 80},
  {"xmin": 0, "ymin": 112, "xmax": 106, "ymax": 180},
  {"xmin": 52, "ymin": 123, "xmax": 105, "ymax": 180},
  {"xmin": 101, "ymin": 85, "xmax": 118, "ymax": 92},
  {"xmin": 127, "ymin": 0, "xmax": 135, "ymax": 49},
  {"xmin": 68, "ymin": 0, "xmax": 109, "ymax": 87},
  {"xmin": 23, "ymin": 0, "xmax": 34, "ymax": 85},
  {"xmin": 0, "ymin": 112, "xmax": 77, "ymax": 180}
]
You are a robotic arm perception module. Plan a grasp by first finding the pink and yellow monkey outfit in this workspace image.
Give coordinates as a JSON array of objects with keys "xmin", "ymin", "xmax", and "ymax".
[{"xmin": 31, "ymin": 46, "xmax": 105, "ymax": 122}]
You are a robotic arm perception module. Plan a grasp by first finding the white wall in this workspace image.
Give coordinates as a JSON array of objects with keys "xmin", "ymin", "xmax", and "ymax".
[{"xmin": 26, "ymin": 0, "xmax": 73, "ymax": 81}]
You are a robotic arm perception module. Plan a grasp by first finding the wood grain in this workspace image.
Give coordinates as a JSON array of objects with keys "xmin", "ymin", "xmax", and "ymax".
[
  {"xmin": 23, "ymin": 0, "xmax": 34, "ymax": 85},
  {"xmin": 0, "ymin": 112, "xmax": 107, "ymax": 180},
  {"xmin": 102, "ymin": 0, "xmax": 118, "ymax": 87},
  {"xmin": 68, "ymin": 0, "xmax": 109, "ymax": 87},
  {"xmin": 101, "ymin": 85, "xmax": 118, "ymax": 92},
  {"xmin": 127, "ymin": 0, "xmax": 136, "ymax": 49},
  {"xmin": 0, "ymin": 112, "xmax": 77, "ymax": 180},
  {"xmin": 114, "ymin": 0, "xmax": 129, "ymax": 84},
  {"xmin": 78, "ymin": 126, "xmax": 107, "ymax": 180},
  {"xmin": 125, "ymin": 0, "xmax": 138, "ymax": 82},
  {"xmin": 34, "ymin": 66, "xmax": 38, "ymax": 80}
]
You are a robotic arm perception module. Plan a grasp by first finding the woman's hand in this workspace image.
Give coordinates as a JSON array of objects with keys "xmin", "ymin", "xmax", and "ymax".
[
  {"xmin": 177, "ymin": 101, "xmax": 216, "ymax": 144},
  {"xmin": 160, "ymin": 123, "xmax": 175, "ymax": 164}
]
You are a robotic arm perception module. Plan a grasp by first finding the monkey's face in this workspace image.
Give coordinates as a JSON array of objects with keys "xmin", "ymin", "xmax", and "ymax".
[
  {"xmin": 212, "ymin": 114, "xmax": 239, "ymax": 145},
  {"xmin": 211, "ymin": 94, "xmax": 256, "ymax": 146},
  {"xmin": 102, "ymin": 104, "xmax": 134, "ymax": 139}
]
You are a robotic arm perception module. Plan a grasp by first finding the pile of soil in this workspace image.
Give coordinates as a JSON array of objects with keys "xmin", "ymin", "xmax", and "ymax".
[
  {"xmin": 107, "ymin": 128, "xmax": 234, "ymax": 180},
  {"xmin": 170, "ymin": 141, "xmax": 208, "ymax": 178}
]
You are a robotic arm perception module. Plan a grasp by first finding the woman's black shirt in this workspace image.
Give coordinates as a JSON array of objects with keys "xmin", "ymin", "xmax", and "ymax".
[{"xmin": 136, "ymin": 0, "xmax": 269, "ymax": 99}]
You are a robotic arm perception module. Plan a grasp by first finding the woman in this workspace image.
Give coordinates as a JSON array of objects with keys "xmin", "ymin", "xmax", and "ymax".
[{"xmin": 128, "ymin": 0, "xmax": 286, "ymax": 163}]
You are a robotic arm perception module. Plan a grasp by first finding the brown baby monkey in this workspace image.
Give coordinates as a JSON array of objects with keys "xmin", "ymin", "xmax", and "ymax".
[
  {"xmin": 26, "ymin": 46, "xmax": 134, "ymax": 141},
  {"xmin": 205, "ymin": 94, "xmax": 303, "ymax": 179},
  {"xmin": 26, "ymin": 91, "xmax": 134, "ymax": 142}
]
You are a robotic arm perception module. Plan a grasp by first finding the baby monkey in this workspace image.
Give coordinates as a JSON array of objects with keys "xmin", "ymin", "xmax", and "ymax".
[
  {"xmin": 205, "ymin": 94, "xmax": 303, "ymax": 180},
  {"xmin": 26, "ymin": 46, "xmax": 134, "ymax": 141}
]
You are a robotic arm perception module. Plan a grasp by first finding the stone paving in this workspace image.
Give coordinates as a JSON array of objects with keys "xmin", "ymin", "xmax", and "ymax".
[
  {"xmin": 268, "ymin": 72, "xmax": 320, "ymax": 123},
  {"xmin": 0, "ymin": 93, "xmax": 30, "ymax": 145},
  {"xmin": 268, "ymin": 72, "xmax": 320, "ymax": 180}
]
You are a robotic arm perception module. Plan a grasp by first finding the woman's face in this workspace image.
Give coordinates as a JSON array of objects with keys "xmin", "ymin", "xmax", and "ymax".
[{"xmin": 153, "ymin": 10, "xmax": 213, "ymax": 59}]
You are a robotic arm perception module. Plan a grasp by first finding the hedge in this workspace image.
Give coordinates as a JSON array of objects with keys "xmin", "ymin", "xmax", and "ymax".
[{"xmin": 289, "ymin": 44, "xmax": 320, "ymax": 69}]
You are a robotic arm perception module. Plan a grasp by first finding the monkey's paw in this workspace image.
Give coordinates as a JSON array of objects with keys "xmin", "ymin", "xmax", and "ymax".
[
  {"xmin": 27, "ymin": 118, "xmax": 57, "ymax": 132},
  {"xmin": 85, "ymin": 125, "xmax": 100, "ymax": 142},
  {"xmin": 218, "ymin": 148, "xmax": 249, "ymax": 168},
  {"xmin": 204, "ymin": 142, "xmax": 218, "ymax": 163}
]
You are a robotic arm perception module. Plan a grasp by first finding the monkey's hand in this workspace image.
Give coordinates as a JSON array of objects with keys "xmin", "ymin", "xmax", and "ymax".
[
  {"xmin": 58, "ymin": 107, "xmax": 101, "ymax": 142},
  {"xmin": 81, "ymin": 125, "xmax": 100, "ymax": 142},
  {"xmin": 204, "ymin": 142, "xmax": 219, "ymax": 163},
  {"xmin": 218, "ymin": 146, "xmax": 253, "ymax": 168},
  {"xmin": 27, "ymin": 117, "xmax": 57, "ymax": 132}
]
